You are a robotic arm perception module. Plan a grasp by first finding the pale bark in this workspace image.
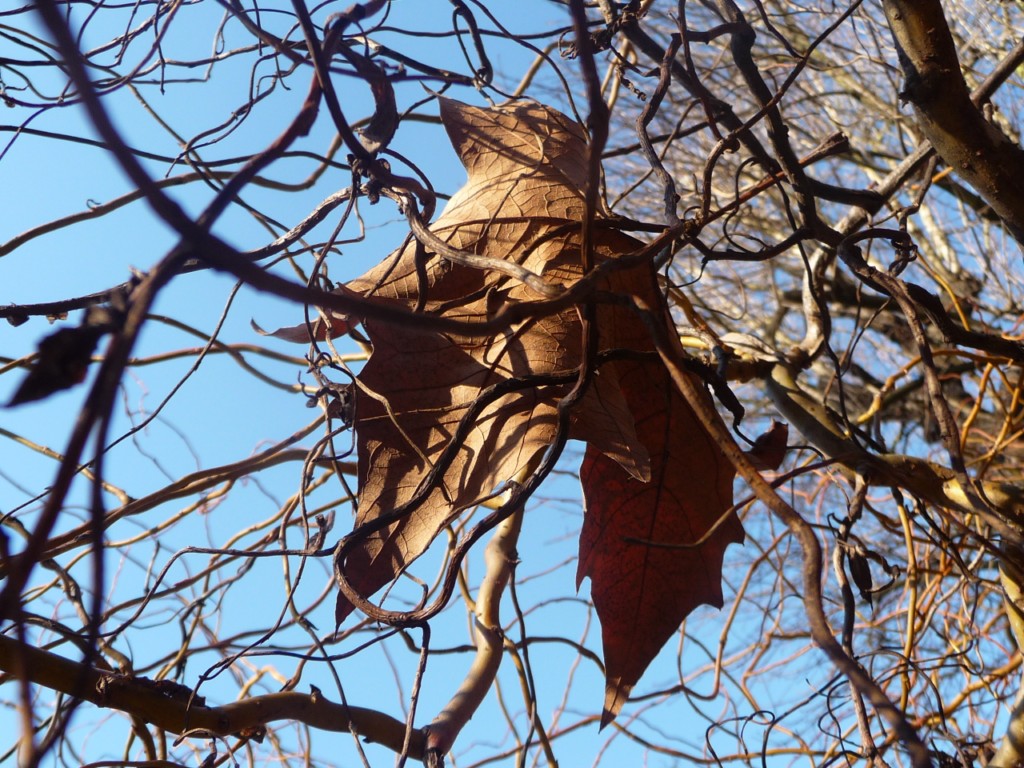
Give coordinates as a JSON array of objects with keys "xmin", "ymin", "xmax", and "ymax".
[{"xmin": 883, "ymin": 0, "xmax": 1024, "ymax": 245}]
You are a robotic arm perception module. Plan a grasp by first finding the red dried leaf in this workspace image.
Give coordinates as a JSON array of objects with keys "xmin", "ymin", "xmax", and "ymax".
[
  {"xmin": 746, "ymin": 420, "xmax": 789, "ymax": 471},
  {"xmin": 578, "ymin": 359, "xmax": 741, "ymax": 726}
]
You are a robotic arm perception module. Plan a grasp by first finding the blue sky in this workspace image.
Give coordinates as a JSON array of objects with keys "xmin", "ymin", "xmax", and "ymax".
[
  {"xmin": 0, "ymin": 3, "xmax": 888, "ymax": 766},
  {"xmin": 0, "ymin": 4, "xmax": 638, "ymax": 766}
]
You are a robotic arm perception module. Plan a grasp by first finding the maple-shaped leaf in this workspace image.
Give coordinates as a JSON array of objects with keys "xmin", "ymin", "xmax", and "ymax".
[
  {"xmin": 574, "ymin": 249, "xmax": 741, "ymax": 724},
  {"xmin": 321, "ymin": 98, "xmax": 742, "ymax": 728},
  {"xmin": 333, "ymin": 99, "xmax": 652, "ymax": 624},
  {"xmin": 578, "ymin": 360, "xmax": 741, "ymax": 725}
]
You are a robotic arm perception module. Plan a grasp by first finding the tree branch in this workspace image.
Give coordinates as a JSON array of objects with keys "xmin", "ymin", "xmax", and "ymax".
[
  {"xmin": 424, "ymin": 502, "xmax": 524, "ymax": 758},
  {"xmin": 638, "ymin": 304, "xmax": 933, "ymax": 768},
  {"xmin": 0, "ymin": 633, "xmax": 425, "ymax": 759},
  {"xmin": 882, "ymin": 0, "xmax": 1024, "ymax": 245}
]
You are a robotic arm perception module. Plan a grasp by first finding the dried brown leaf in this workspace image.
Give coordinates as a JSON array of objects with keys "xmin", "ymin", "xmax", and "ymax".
[
  {"xmin": 328, "ymin": 99, "xmax": 742, "ymax": 731},
  {"xmin": 335, "ymin": 100, "xmax": 649, "ymax": 622}
]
